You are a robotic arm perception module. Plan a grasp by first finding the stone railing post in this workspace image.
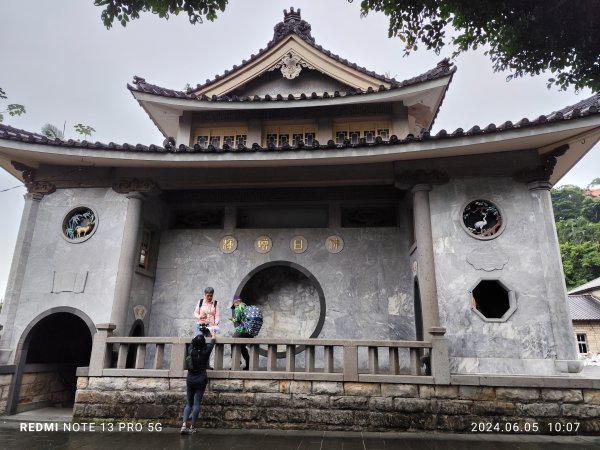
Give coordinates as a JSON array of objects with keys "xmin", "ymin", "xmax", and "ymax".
[
  {"xmin": 88, "ymin": 323, "xmax": 116, "ymax": 376},
  {"xmin": 430, "ymin": 327, "xmax": 450, "ymax": 384},
  {"xmin": 343, "ymin": 344, "xmax": 358, "ymax": 381},
  {"xmin": 169, "ymin": 341, "xmax": 186, "ymax": 378}
]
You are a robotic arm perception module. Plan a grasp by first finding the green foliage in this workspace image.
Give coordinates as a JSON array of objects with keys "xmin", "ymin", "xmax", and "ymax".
[
  {"xmin": 352, "ymin": 0, "xmax": 600, "ymax": 92},
  {"xmin": 552, "ymin": 179, "xmax": 600, "ymax": 289},
  {"xmin": 560, "ymin": 241, "xmax": 600, "ymax": 290},
  {"xmin": 0, "ymin": 87, "xmax": 26, "ymax": 123},
  {"xmin": 556, "ymin": 218, "xmax": 600, "ymax": 245},
  {"xmin": 551, "ymin": 185, "xmax": 586, "ymax": 221},
  {"xmin": 41, "ymin": 123, "xmax": 65, "ymax": 140},
  {"xmin": 95, "ymin": 0, "xmax": 228, "ymax": 28},
  {"xmin": 582, "ymin": 197, "xmax": 600, "ymax": 223},
  {"xmin": 74, "ymin": 124, "xmax": 96, "ymax": 140}
]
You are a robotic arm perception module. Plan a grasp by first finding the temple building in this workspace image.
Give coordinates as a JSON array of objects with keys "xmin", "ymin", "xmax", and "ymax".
[{"xmin": 1, "ymin": 8, "xmax": 600, "ymax": 415}]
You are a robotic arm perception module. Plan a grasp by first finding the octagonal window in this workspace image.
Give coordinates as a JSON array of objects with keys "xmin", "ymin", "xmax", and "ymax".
[{"xmin": 470, "ymin": 279, "xmax": 516, "ymax": 322}]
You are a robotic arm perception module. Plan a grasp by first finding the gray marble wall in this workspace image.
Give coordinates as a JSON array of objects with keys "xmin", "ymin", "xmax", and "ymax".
[
  {"xmin": 2, "ymin": 188, "xmax": 129, "ymax": 361},
  {"xmin": 429, "ymin": 177, "xmax": 576, "ymax": 374},
  {"xmin": 148, "ymin": 227, "xmax": 415, "ymax": 342}
]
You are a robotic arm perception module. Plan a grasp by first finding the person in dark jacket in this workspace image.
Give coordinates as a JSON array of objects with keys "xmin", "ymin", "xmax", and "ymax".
[{"xmin": 180, "ymin": 330, "xmax": 216, "ymax": 435}]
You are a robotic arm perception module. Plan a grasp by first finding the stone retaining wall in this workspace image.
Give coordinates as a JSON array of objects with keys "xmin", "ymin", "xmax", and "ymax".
[
  {"xmin": 18, "ymin": 369, "xmax": 73, "ymax": 413},
  {"xmin": 0, "ymin": 373, "xmax": 13, "ymax": 415},
  {"xmin": 74, "ymin": 376, "xmax": 600, "ymax": 434}
]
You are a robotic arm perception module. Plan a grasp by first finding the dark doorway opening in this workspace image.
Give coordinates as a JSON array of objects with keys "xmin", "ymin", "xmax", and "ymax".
[
  {"xmin": 414, "ymin": 278, "xmax": 424, "ymax": 341},
  {"xmin": 17, "ymin": 312, "xmax": 93, "ymax": 412},
  {"xmin": 126, "ymin": 320, "xmax": 145, "ymax": 368}
]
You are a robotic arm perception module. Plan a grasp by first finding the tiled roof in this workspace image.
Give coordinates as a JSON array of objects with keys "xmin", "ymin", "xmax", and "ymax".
[
  {"xmin": 569, "ymin": 294, "xmax": 600, "ymax": 321},
  {"xmin": 189, "ymin": 7, "xmax": 398, "ymax": 93},
  {"xmin": 128, "ymin": 59, "xmax": 456, "ymax": 102},
  {"xmin": 127, "ymin": 8, "xmax": 456, "ymax": 101},
  {"xmin": 1, "ymin": 91, "xmax": 599, "ymax": 153},
  {"xmin": 568, "ymin": 276, "xmax": 600, "ymax": 295}
]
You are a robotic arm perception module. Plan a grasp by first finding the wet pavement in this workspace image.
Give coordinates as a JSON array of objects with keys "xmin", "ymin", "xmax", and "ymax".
[
  {"xmin": 1, "ymin": 425, "xmax": 600, "ymax": 450},
  {"xmin": 1, "ymin": 418, "xmax": 599, "ymax": 450}
]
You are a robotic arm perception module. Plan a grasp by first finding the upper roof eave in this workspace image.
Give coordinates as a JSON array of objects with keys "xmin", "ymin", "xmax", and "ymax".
[
  {"xmin": 2, "ymin": 113, "xmax": 599, "ymax": 180},
  {"xmin": 129, "ymin": 75, "xmax": 452, "ymax": 112}
]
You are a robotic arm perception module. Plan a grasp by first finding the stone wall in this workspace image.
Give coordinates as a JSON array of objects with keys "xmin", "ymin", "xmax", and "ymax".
[
  {"xmin": 17, "ymin": 368, "xmax": 73, "ymax": 413},
  {"xmin": 430, "ymin": 177, "xmax": 577, "ymax": 374},
  {"xmin": 0, "ymin": 372, "xmax": 13, "ymax": 415},
  {"xmin": 573, "ymin": 322, "xmax": 600, "ymax": 353},
  {"xmin": 74, "ymin": 376, "xmax": 600, "ymax": 434}
]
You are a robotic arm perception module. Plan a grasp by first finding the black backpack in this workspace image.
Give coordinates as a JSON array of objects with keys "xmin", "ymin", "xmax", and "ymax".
[{"xmin": 185, "ymin": 348, "xmax": 200, "ymax": 371}]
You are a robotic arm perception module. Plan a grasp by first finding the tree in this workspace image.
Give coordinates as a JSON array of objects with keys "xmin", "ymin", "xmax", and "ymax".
[
  {"xmin": 0, "ymin": 87, "xmax": 25, "ymax": 123},
  {"xmin": 41, "ymin": 123, "xmax": 66, "ymax": 140},
  {"xmin": 94, "ymin": 0, "xmax": 227, "ymax": 27},
  {"xmin": 551, "ymin": 185, "xmax": 586, "ymax": 221},
  {"xmin": 94, "ymin": 1, "xmax": 600, "ymax": 92},
  {"xmin": 560, "ymin": 241, "xmax": 600, "ymax": 289},
  {"xmin": 582, "ymin": 196, "xmax": 600, "ymax": 223},
  {"xmin": 353, "ymin": 1, "xmax": 600, "ymax": 92},
  {"xmin": 74, "ymin": 124, "xmax": 96, "ymax": 140}
]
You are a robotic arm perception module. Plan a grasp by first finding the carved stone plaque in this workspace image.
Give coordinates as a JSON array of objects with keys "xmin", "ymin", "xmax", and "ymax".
[
  {"xmin": 254, "ymin": 235, "xmax": 272, "ymax": 254},
  {"xmin": 290, "ymin": 236, "xmax": 308, "ymax": 254},
  {"xmin": 326, "ymin": 235, "xmax": 344, "ymax": 254},
  {"xmin": 220, "ymin": 235, "xmax": 238, "ymax": 254}
]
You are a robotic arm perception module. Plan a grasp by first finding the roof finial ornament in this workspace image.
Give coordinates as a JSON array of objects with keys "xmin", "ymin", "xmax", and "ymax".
[
  {"xmin": 272, "ymin": 6, "xmax": 314, "ymax": 44},
  {"xmin": 283, "ymin": 7, "xmax": 301, "ymax": 23}
]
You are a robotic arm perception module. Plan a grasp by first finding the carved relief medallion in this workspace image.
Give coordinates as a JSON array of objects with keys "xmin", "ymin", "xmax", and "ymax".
[
  {"xmin": 62, "ymin": 206, "xmax": 98, "ymax": 243},
  {"xmin": 461, "ymin": 199, "xmax": 505, "ymax": 240}
]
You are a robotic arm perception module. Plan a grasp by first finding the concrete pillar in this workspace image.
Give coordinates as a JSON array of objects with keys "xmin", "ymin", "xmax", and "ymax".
[
  {"xmin": 0, "ymin": 193, "xmax": 43, "ymax": 362},
  {"xmin": 176, "ymin": 112, "xmax": 192, "ymax": 148},
  {"xmin": 411, "ymin": 184, "xmax": 441, "ymax": 338},
  {"xmin": 110, "ymin": 192, "xmax": 144, "ymax": 336},
  {"xmin": 247, "ymin": 119, "xmax": 261, "ymax": 146},
  {"xmin": 317, "ymin": 117, "xmax": 332, "ymax": 144},
  {"xmin": 528, "ymin": 181, "xmax": 578, "ymax": 360},
  {"xmin": 392, "ymin": 103, "xmax": 409, "ymax": 138},
  {"xmin": 88, "ymin": 323, "xmax": 116, "ymax": 376}
]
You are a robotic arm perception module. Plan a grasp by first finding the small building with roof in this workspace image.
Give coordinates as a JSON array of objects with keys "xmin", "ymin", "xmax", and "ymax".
[
  {"xmin": 0, "ymin": 7, "xmax": 599, "ymax": 415},
  {"xmin": 569, "ymin": 276, "xmax": 600, "ymax": 354}
]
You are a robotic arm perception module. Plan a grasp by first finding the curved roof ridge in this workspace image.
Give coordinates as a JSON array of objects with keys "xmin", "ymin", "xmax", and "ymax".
[
  {"xmin": 187, "ymin": 8, "xmax": 449, "ymax": 94},
  {"xmin": 3, "ymin": 92, "xmax": 600, "ymax": 154}
]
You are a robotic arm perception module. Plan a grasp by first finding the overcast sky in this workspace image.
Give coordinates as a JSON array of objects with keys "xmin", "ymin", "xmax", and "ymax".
[{"xmin": 1, "ymin": 0, "xmax": 598, "ymax": 297}]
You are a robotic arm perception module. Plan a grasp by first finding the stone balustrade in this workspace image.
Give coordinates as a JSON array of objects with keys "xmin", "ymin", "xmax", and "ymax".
[{"xmin": 88, "ymin": 323, "xmax": 449, "ymax": 383}]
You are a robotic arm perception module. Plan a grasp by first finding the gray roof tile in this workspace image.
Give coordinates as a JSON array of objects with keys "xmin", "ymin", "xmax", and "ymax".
[{"xmin": 569, "ymin": 294, "xmax": 600, "ymax": 321}]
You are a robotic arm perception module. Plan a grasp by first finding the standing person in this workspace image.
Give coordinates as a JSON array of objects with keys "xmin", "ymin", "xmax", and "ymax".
[
  {"xmin": 181, "ymin": 330, "xmax": 216, "ymax": 435},
  {"xmin": 230, "ymin": 296, "xmax": 252, "ymax": 370},
  {"xmin": 194, "ymin": 287, "xmax": 220, "ymax": 337}
]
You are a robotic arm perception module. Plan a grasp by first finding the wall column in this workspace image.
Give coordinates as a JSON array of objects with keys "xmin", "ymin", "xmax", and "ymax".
[
  {"xmin": 0, "ymin": 193, "xmax": 43, "ymax": 363},
  {"xmin": 528, "ymin": 181, "xmax": 578, "ymax": 361},
  {"xmin": 411, "ymin": 183, "xmax": 441, "ymax": 338},
  {"xmin": 110, "ymin": 192, "xmax": 144, "ymax": 336}
]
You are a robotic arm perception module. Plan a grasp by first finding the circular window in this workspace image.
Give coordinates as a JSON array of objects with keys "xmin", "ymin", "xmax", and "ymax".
[
  {"xmin": 62, "ymin": 207, "xmax": 98, "ymax": 243},
  {"xmin": 461, "ymin": 199, "xmax": 505, "ymax": 240}
]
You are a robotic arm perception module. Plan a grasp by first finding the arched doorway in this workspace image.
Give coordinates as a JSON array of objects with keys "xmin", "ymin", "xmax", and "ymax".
[
  {"xmin": 126, "ymin": 320, "xmax": 145, "ymax": 368},
  {"xmin": 236, "ymin": 261, "xmax": 326, "ymax": 356},
  {"xmin": 8, "ymin": 309, "xmax": 94, "ymax": 414},
  {"xmin": 414, "ymin": 278, "xmax": 424, "ymax": 341}
]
